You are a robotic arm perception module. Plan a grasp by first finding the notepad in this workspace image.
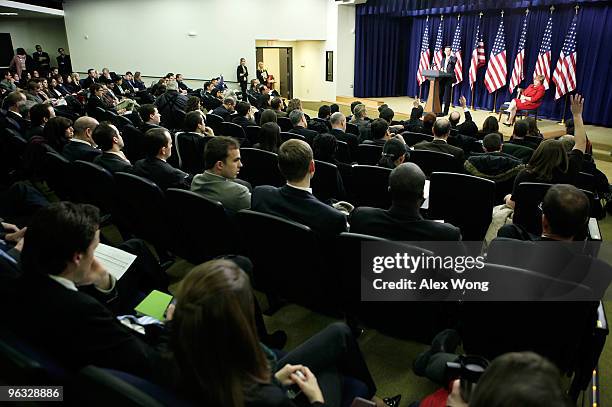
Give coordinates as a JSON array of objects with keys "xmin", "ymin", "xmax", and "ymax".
[
  {"xmin": 94, "ymin": 243, "xmax": 137, "ymax": 280},
  {"xmin": 134, "ymin": 290, "xmax": 173, "ymax": 321}
]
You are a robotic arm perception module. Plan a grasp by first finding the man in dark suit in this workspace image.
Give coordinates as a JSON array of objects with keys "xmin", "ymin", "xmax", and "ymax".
[
  {"xmin": 56, "ymin": 48, "xmax": 72, "ymax": 76},
  {"xmin": 350, "ymin": 163, "xmax": 461, "ymax": 241},
  {"xmin": 363, "ymin": 118, "xmax": 391, "ymax": 146},
  {"xmin": 5, "ymin": 202, "xmax": 166, "ymax": 379},
  {"xmin": 138, "ymin": 103, "xmax": 164, "ymax": 133},
  {"xmin": 92, "ymin": 123, "xmax": 133, "ymax": 173},
  {"xmin": 438, "ymin": 46, "xmax": 457, "ymax": 116},
  {"xmin": 252, "ymin": 139, "xmax": 348, "ymax": 237},
  {"xmin": 329, "ymin": 112, "xmax": 359, "ymax": 159},
  {"xmin": 1, "ymin": 91, "xmax": 28, "ymax": 136},
  {"xmin": 211, "ymin": 96, "xmax": 236, "ymax": 121},
  {"xmin": 449, "ymin": 96, "xmax": 478, "ymax": 138},
  {"xmin": 175, "ymin": 73, "xmax": 192, "ymax": 93},
  {"xmin": 200, "ymin": 81, "xmax": 222, "ymax": 110},
  {"xmin": 25, "ymin": 103, "xmax": 54, "ymax": 140},
  {"xmin": 62, "ymin": 117, "xmax": 101, "ymax": 162},
  {"xmin": 32, "ymin": 45, "xmax": 51, "ymax": 76},
  {"xmin": 81, "ymin": 68, "xmax": 99, "ymax": 90},
  {"xmin": 231, "ymin": 101, "xmax": 257, "ymax": 132},
  {"xmin": 414, "ymin": 118, "xmax": 465, "ymax": 165},
  {"xmin": 236, "ymin": 58, "xmax": 249, "ymax": 100},
  {"xmin": 308, "ymin": 105, "xmax": 331, "ymax": 134},
  {"xmin": 288, "ymin": 110, "xmax": 318, "ymax": 145},
  {"xmin": 131, "ymin": 128, "xmax": 192, "ymax": 190}
]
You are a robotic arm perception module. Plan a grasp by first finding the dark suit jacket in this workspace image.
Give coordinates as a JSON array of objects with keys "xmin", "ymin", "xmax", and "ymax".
[
  {"xmin": 455, "ymin": 111, "xmax": 478, "ymax": 138},
  {"xmin": 211, "ymin": 105, "xmax": 233, "ymax": 121},
  {"xmin": 62, "ymin": 140, "xmax": 102, "ymax": 162},
  {"xmin": 414, "ymin": 139, "xmax": 465, "ymax": 163},
  {"xmin": 6, "ymin": 273, "xmax": 161, "ymax": 379},
  {"xmin": 308, "ymin": 118, "xmax": 330, "ymax": 134},
  {"xmin": 232, "ymin": 115, "xmax": 257, "ymax": 132},
  {"xmin": 440, "ymin": 55, "xmax": 458, "ymax": 82},
  {"xmin": 140, "ymin": 123, "xmax": 163, "ymax": 134},
  {"xmin": 56, "ymin": 54, "xmax": 72, "ymax": 75},
  {"xmin": 81, "ymin": 77, "xmax": 97, "ymax": 90},
  {"xmin": 93, "ymin": 152, "xmax": 133, "ymax": 174},
  {"xmin": 350, "ymin": 204, "xmax": 461, "ymax": 241},
  {"xmin": 2, "ymin": 111, "xmax": 28, "ymax": 135},
  {"xmin": 87, "ymin": 95, "xmax": 115, "ymax": 116},
  {"xmin": 237, "ymin": 65, "xmax": 249, "ymax": 84},
  {"xmin": 252, "ymin": 185, "xmax": 348, "ymax": 237},
  {"xmin": 330, "ymin": 128, "xmax": 359, "ymax": 157},
  {"xmin": 131, "ymin": 157, "xmax": 192, "ymax": 190},
  {"xmin": 289, "ymin": 126, "xmax": 318, "ymax": 145}
]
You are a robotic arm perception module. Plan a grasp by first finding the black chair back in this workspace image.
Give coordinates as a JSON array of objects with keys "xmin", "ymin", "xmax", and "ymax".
[
  {"xmin": 428, "ymin": 172, "xmax": 495, "ymax": 241},
  {"xmin": 311, "ymin": 160, "xmax": 345, "ymax": 202},
  {"xmin": 43, "ymin": 152, "xmax": 73, "ymax": 199},
  {"xmin": 402, "ymin": 131, "xmax": 433, "ymax": 146},
  {"xmin": 576, "ymin": 172, "xmax": 596, "ymax": 195},
  {"xmin": 73, "ymin": 160, "xmax": 116, "ymax": 215},
  {"xmin": 346, "ymin": 122, "xmax": 360, "ymax": 137},
  {"xmin": 409, "ymin": 150, "xmax": 460, "ymax": 177},
  {"xmin": 93, "ymin": 106, "xmax": 108, "ymax": 121},
  {"xmin": 280, "ymin": 131, "xmax": 305, "ymax": 143},
  {"xmin": 121, "ymin": 125, "xmax": 146, "ymax": 162},
  {"xmin": 175, "ymin": 133, "xmax": 212, "ymax": 174},
  {"xmin": 237, "ymin": 210, "xmax": 336, "ymax": 311},
  {"xmin": 112, "ymin": 114, "xmax": 134, "ymax": 131},
  {"xmin": 220, "ymin": 121, "xmax": 246, "ymax": 141},
  {"xmin": 277, "ymin": 117, "xmax": 293, "ymax": 132},
  {"xmin": 246, "ymin": 125, "xmax": 261, "ymax": 146},
  {"xmin": 114, "ymin": 172, "xmax": 170, "ymax": 250},
  {"xmin": 351, "ymin": 165, "xmax": 392, "ymax": 209},
  {"xmin": 166, "ymin": 189, "xmax": 240, "ymax": 263},
  {"xmin": 512, "ymin": 182, "xmax": 551, "ymax": 235},
  {"xmin": 206, "ymin": 113, "xmax": 224, "ymax": 135},
  {"xmin": 336, "ymin": 140, "xmax": 351, "ymax": 163},
  {"xmin": 238, "ymin": 148, "xmax": 284, "ymax": 187},
  {"xmin": 355, "ymin": 144, "xmax": 383, "ymax": 165},
  {"xmin": 6, "ymin": 134, "xmax": 27, "ymax": 174}
]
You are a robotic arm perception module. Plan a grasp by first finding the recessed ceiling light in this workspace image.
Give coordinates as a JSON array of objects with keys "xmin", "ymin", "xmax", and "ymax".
[{"xmin": 0, "ymin": 12, "xmax": 19, "ymax": 16}]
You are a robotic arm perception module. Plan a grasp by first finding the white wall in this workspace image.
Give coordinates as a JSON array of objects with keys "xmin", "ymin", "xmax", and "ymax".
[
  {"xmin": 336, "ymin": 5, "xmax": 355, "ymax": 97},
  {"xmin": 63, "ymin": 0, "xmax": 328, "ymax": 82},
  {"xmin": 0, "ymin": 17, "xmax": 69, "ymax": 66}
]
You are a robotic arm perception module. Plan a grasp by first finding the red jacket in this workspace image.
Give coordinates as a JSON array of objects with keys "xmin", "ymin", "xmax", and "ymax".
[{"xmin": 515, "ymin": 84, "xmax": 545, "ymax": 110}]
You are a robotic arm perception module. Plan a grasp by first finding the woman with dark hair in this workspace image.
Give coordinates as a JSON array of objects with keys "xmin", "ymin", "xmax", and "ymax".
[
  {"xmin": 477, "ymin": 116, "xmax": 499, "ymax": 140},
  {"xmin": 133, "ymin": 71, "xmax": 147, "ymax": 91},
  {"xmin": 525, "ymin": 116, "xmax": 542, "ymax": 139},
  {"xmin": 169, "ymin": 259, "xmax": 397, "ymax": 407},
  {"xmin": 185, "ymin": 96, "xmax": 202, "ymax": 113},
  {"xmin": 378, "ymin": 138, "xmax": 408, "ymax": 169},
  {"xmin": 42, "ymin": 116, "xmax": 73, "ymax": 151},
  {"xmin": 259, "ymin": 109, "xmax": 277, "ymax": 126},
  {"xmin": 254, "ymin": 122, "xmax": 280, "ymax": 153},
  {"xmin": 421, "ymin": 112, "xmax": 436, "ymax": 136},
  {"xmin": 9, "ymin": 48, "xmax": 33, "ymax": 78},
  {"xmin": 286, "ymin": 98, "xmax": 303, "ymax": 116}
]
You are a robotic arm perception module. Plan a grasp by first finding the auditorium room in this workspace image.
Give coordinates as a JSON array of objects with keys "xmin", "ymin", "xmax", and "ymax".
[{"xmin": 1, "ymin": 0, "xmax": 612, "ymax": 405}]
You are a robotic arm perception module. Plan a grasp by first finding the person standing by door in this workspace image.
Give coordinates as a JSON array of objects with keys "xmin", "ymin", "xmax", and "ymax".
[{"xmin": 236, "ymin": 58, "xmax": 249, "ymax": 101}]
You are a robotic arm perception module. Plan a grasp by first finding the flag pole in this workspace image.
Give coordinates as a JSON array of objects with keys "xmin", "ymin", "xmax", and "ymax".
[
  {"xmin": 472, "ymin": 11, "xmax": 483, "ymax": 110},
  {"xmin": 451, "ymin": 14, "xmax": 460, "ymax": 108},
  {"xmin": 471, "ymin": 87, "xmax": 475, "ymax": 109},
  {"xmin": 560, "ymin": 94, "xmax": 569, "ymax": 125},
  {"xmin": 491, "ymin": 90, "xmax": 497, "ymax": 113}
]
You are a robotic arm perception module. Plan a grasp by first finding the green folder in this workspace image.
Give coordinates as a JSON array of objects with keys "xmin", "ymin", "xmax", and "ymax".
[{"xmin": 134, "ymin": 290, "xmax": 173, "ymax": 321}]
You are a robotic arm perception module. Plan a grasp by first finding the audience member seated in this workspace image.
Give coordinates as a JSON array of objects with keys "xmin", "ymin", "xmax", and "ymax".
[
  {"xmin": 25, "ymin": 102, "xmax": 54, "ymax": 139},
  {"xmin": 1, "ymin": 91, "xmax": 28, "ymax": 135},
  {"xmin": 61, "ymin": 116, "xmax": 101, "ymax": 162},
  {"xmin": 330, "ymin": 112, "xmax": 359, "ymax": 157},
  {"xmin": 271, "ymin": 97, "xmax": 286, "ymax": 118},
  {"xmin": 66, "ymin": 73, "xmax": 82, "ymax": 93},
  {"xmin": 500, "ymin": 183, "xmax": 589, "ymax": 241},
  {"xmin": 121, "ymin": 71, "xmax": 138, "ymax": 96},
  {"xmin": 346, "ymin": 100, "xmax": 363, "ymax": 122},
  {"xmin": 191, "ymin": 136, "xmax": 251, "ymax": 213},
  {"xmin": 377, "ymin": 137, "xmax": 408, "ymax": 169},
  {"xmin": 98, "ymin": 67, "xmax": 113, "ymax": 85},
  {"xmin": 476, "ymin": 116, "xmax": 500, "ymax": 140},
  {"xmin": 252, "ymin": 139, "xmax": 348, "ymax": 237},
  {"xmin": 200, "ymin": 80, "xmax": 222, "ymax": 110},
  {"xmin": 0, "ymin": 71, "xmax": 17, "ymax": 93},
  {"xmin": 402, "ymin": 101, "xmax": 425, "ymax": 134},
  {"xmin": 313, "ymin": 133, "xmax": 353, "ymax": 176},
  {"xmin": 285, "ymin": 97, "xmax": 303, "ymax": 116},
  {"xmin": 308, "ymin": 105, "xmax": 331, "ymax": 133},
  {"xmin": 350, "ymin": 163, "xmax": 461, "ymax": 241},
  {"xmin": 34, "ymin": 116, "xmax": 73, "ymax": 153},
  {"xmin": 256, "ymin": 85, "xmax": 272, "ymax": 110},
  {"xmin": 525, "ymin": 116, "xmax": 543, "ymax": 138},
  {"xmin": 504, "ymin": 94, "xmax": 587, "ymax": 209},
  {"xmin": 131, "ymin": 128, "xmax": 192, "ymax": 190},
  {"xmin": 81, "ymin": 68, "xmax": 99, "ymax": 89},
  {"xmin": 92, "ymin": 122, "xmax": 133, "ymax": 173},
  {"xmin": 133, "ymin": 71, "xmax": 146, "ymax": 91},
  {"xmin": 254, "ymin": 122, "xmax": 281, "ymax": 154},
  {"xmin": 503, "ymin": 74, "xmax": 546, "ymax": 125},
  {"xmin": 210, "ymin": 95, "xmax": 236, "ymax": 120},
  {"xmin": 464, "ymin": 132, "xmax": 524, "ymax": 183},
  {"xmin": 260, "ymin": 108, "xmax": 277, "ymax": 126},
  {"xmin": 139, "ymin": 103, "xmax": 164, "ymax": 133},
  {"xmin": 155, "ymin": 80, "xmax": 188, "ymax": 124},
  {"xmin": 422, "ymin": 112, "xmax": 436, "ymax": 135},
  {"xmin": 449, "ymin": 96, "xmax": 478, "ymax": 138},
  {"xmin": 182, "ymin": 109, "xmax": 215, "ymax": 137},
  {"xmin": 232, "ymin": 101, "xmax": 258, "ymax": 132},
  {"xmin": 414, "ymin": 118, "xmax": 465, "ymax": 165},
  {"xmin": 288, "ymin": 110, "xmax": 318, "ymax": 145},
  {"xmin": 364, "ymin": 118, "xmax": 392, "ymax": 146},
  {"xmin": 5, "ymin": 202, "xmax": 168, "ymax": 379},
  {"xmin": 168, "ymin": 259, "xmax": 395, "ymax": 407},
  {"xmin": 559, "ymin": 134, "xmax": 610, "ymax": 198},
  {"xmin": 378, "ymin": 106, "xmax": 404, "ymax": 134},
  {"xmin": 246, "ymin": 78, "xmax": 260, "ymax": 104},
  {"xmin": 87, "ymin": 83, "xmax": 116, "ymax": 116},
  {"xmin": 330, "ymin": 103, "xmax": 340, "ymax": 114},
  {"xmin": 25, "ymin": 80, "xmax": 44, "ymax": 104},
  {"xmin": 350, "ymin": 104, "xmax": 372, "ymax": 142},
  {"xmin": 507, "ymin": 120, "xmax": 539, "ymax": 150},
  {"xmin": 184, "ymin": 95, "xmax": 203, "ymax": 113},
  {"xmin": 176, "ymin": 73, "xmax": 192, "ymax": 93}
]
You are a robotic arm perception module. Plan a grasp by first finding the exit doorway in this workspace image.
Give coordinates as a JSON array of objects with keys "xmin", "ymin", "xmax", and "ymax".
[{"xmin": 255, "ymin": 47, "xmax": 293, "ymax": 99}]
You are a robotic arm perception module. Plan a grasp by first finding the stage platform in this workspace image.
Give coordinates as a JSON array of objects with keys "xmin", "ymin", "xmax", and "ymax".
[{"xmin": 312, "ymin": 96, "xmax": 612, "ymax": 165}]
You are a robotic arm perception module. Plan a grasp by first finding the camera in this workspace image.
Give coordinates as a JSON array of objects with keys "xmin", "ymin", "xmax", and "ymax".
[{"xmin": 446, "ymin": 355, "xmax": 489, "ymax": 402}]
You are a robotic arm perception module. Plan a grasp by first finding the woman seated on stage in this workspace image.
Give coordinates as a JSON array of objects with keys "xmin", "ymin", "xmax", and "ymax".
[{"xmin": 503, "ymin": 74, "xmax": 546, "ymax": 126}]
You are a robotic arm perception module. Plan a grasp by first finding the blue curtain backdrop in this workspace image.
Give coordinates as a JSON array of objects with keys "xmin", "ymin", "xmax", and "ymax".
[{"xmin": 354, "ymin": 1, "xmax": 612, "ymax": 127}]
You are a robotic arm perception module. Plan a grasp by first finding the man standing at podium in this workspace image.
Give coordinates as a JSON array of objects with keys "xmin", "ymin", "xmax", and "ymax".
[{"xmin": 438, "ymin": 46, "xmax": 457, "ymax": 116}]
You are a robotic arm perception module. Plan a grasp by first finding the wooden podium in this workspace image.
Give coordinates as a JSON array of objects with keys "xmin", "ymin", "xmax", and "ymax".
[{"xmin": 423, "ymin": 69, "xmax": 454, "ymax": 114}]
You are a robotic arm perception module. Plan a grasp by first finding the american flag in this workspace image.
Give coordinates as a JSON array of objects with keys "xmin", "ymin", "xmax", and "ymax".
[
  {"xmin": 432, "ymin": 18, "xmax": 444, "ymax": 69},
  {"xmin": 417, "ymin": 20, "xmax": 431, "ymax": 86},
  {"xmin": 451, "ymin": 20, "xmax": 463, "ymax": 86},
  {"xmin": 534, "ymin": 15, "xmax": 553, "ymax": 90},
  {"xmin": 484, "ymin": 15, "xmax": 507, "ymax": 93},
  {"xmin": 468, "ymin": 21, "xmax": 485, "ymax": 90},
  {"xmin": 552, "ymin": 15, "xmax": 578, "ymax": 100},
  {"xmin": 508, "ymin": 13, "xmax": 529, "ymax": 94}
]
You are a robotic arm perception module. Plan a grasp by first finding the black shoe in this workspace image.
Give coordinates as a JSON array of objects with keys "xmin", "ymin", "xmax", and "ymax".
[
  {"xmin": 262, "ymin": 330, "xmax": 287, "ymax": 350},
  {"xmin": 383, "ymin": 394, "xmax": 402, "ymax": 407}
]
